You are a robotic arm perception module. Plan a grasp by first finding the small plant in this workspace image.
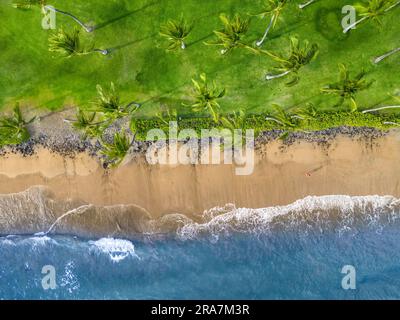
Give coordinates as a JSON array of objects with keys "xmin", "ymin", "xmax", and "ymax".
[
  {"xmin": 184, "ymin": 73, "xmax": 226, "ymax": 123},
  {"xmin": 265, "ymin": 104, "xmax": 298, "ymax": 128},
  {"xmin": 156, "ymin": 107, "xmax": 178, "ymax": 125},
  {"xmin": 92, "ymin": 82, "xmax": 141, "ymax": 120},
  {"xmin": 0, "ymin": 104, "xmax": 36, "ymax": 146},
  {"xmin": 219, "ymin": 110, "xmax": 247, "ymax": 130},
  {"xmin": 293, "ymin": 103, "xmax": 319, "ymax": 122},
  {"xmin": 343, "ymin": 0, "xmax": 400, "ymax": 33},
  {"xmin": 253, "ymin": 0, "xmax": 288, "ymax": 47},
  {"xmin": 205, "ymin": 14, "xmax": 259, "ymax": 55},
  {"xmin": 64, "ymin": 108, "xmax": 106, "ymax": 138},
  {"xmin": 12, "ymin": 0, "xmax": 94, "ymax": 32},
  {"xmin": 67, "ymin": 84, "xmax": 141, "ymax": 143},
  {"xmin": 321, "ymin": 64, "xmax": 374, "ymax": 112},
  {"xmin": 265, "ymin": 37, "xmax": 318, "ymax": 86},
  {"xmin": 100, "ymin": 130, "xmax": 132, "ymax": 167},
  {"xmin": 48, "ymin": 28, "xmax": 108, "ymax": 58},
  {"xmin": 160, "ymin": 17, "xmax": 192, "ymax": 50}
]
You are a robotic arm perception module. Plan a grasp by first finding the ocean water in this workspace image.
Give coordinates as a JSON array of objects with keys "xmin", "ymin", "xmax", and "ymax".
[{"xmin": 1, "ymin": 194, "xmax": 400, "ymax": 299}]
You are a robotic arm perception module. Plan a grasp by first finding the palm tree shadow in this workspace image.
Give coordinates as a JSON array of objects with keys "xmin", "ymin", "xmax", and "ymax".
[
  {"xmin": 268, "ymin": 20, "xmax": 309, "ymax": 41},
  {"xmin": 93, "ymin": 2, "xmax": 158, "ymax": 31},
  {"xmin": 107, "ymin": 35, "xmax": 155, "ymax": 53},
  {"xmin": 186, "ymin": 32, "xmax": 214, "ymax": 48}
]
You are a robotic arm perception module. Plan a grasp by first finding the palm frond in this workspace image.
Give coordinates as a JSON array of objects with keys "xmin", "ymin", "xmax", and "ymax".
[
  {"xmin": 184, "ymin": 73, "xmax": 225, "ymax": 123},
  {"xmin": 68, "ymin": 108, "xmax": 106, "ymax": 138},
  {"xmin": 0, "ymin": 104, "xmax": 36, "ymax": 146},
  {"xmin": 321, "ymin": 64, "xmax": 374, "ymax": 112},
  {"xmin": 101, "ymin": 130, "xmax": 132, "ymax": 167},
  {"xmin": 12, "ymin": 0, "xmax": 44, "ymax": 9},
  {"xmin": 205, "ymin": 14, "xmax": 258, "ymax": 55},
  {"xmin": 160, "ymin": 17, "xmax": 192, "ymax": 50},
  {"xmin": 219, "ymin": 110, "xmax": 247, "ymax": 130},
  {"xmin": 265, "ymin": 37, "xmax": 318, "ymax": 85},
  {"xmin": 48, "ymin": 28, "xmax": 85, "ymax": 57}
]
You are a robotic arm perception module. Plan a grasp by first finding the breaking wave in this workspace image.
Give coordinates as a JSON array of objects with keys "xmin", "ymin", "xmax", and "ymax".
[
  {"xmin": 89, "ymin": 238, "xmax": 140, "ymax": 262},
  {"xmin": 1, "ymin": 188, "xmax": 400, "ymax": 299},
  {"xmin": 1, "ymin": 186, "xmax": 400, "ymax": 239}
]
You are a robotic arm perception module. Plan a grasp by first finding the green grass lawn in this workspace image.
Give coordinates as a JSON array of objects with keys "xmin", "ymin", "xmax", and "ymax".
[{"xmin": 0, "ymin": 0, "xmax": 399, "ymax": 118}]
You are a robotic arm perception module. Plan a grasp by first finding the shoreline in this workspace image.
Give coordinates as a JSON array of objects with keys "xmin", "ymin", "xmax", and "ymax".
[
  {"xmin": 1, "ymin": 109, "xmax": 399, "ymax": 236},
  {"xmin": 0, "ymin": 127, "xmax": 398, "ymax": 214}
]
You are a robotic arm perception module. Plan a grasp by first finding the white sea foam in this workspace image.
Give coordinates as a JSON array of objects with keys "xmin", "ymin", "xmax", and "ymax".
[
  {"xmin": 60, "ymin": 261, "xmax": 80, "ymax": 293},
  {"xmin": 26, "ymin": 235, "xmax": 56, "ymax": 246},
  {"xmin": 89, "ymin": 237, "xmax": 139, "ymax": 262},
  {"xmin": 177, "ymin": 195, "xmax": 400, "ymax": 240}
]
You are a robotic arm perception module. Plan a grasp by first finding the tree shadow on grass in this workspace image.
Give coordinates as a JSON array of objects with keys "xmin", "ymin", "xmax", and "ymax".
[
  {"xmin": 186, "ymin": 32, "xmax": 214, "ymax": 48},
  {"xmin": 106, "ymin": 35, "xmax": 155, "ymax": 54},
  {"xmin": 268, "ymin": 20, "xmax": 310, "ymax": 41},
  {"xmin": 93, "ymin": 2, "xmax": 158, "ymax": 31},
  {"xmin": 314, "ymin": 6, "xmax": 348, "ymax": 42}
]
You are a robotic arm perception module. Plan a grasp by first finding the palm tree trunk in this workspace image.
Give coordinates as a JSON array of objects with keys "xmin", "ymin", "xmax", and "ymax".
[
  {"xmin": 210, "ymin": 108, "xmax": 219, "ymax": 123},
  {"xmin": 256, "ymin": 15, "xmax": 275, "ymax": 47},
  {"xmin": 44, "ymin": 5, "xmax": 93, "ymax": 32},
  {"xmin": 373, "ymin": 47, "xmax": 400, "ymax": 64},
  {"xmin": 362, "ymin": 106, "xmax": 400, "ymax": 114},
  {"xmin": 343, "ymin": 16, "xmax": 368, "ymax": 33},
  {"xmin": 265, "ymin": 117, "xmax": 285, "ymax": 125},
  {"xmin": 181, "ymin": 41, "xmax": 186, "ymax": 50},
  {"xmin": 266, "ymin": 70, "xmax": 291, "ymax": 80},
  {"xmin": 299, "ymin": 0, "xmax": 317, "ymax": 9},
  {"xmin": 385, "ymin": 1, "xmax": 400, "ymax": 12}
]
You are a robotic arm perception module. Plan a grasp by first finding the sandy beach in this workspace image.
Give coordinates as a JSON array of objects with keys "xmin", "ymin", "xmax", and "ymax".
[{"xmin": 0, "ymin": 130, "xmax": 399, "ymax": 219}]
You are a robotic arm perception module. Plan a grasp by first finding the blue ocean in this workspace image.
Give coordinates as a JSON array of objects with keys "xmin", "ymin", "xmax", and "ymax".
[{"xmin": 1, "ymin": 194, "xmax": 400, "ymax": 299}]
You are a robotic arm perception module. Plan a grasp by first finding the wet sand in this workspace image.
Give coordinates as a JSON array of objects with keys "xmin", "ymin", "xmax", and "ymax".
[{"xmin": 0, "ymin": 131, "xmax": 399, "ymax": 218}]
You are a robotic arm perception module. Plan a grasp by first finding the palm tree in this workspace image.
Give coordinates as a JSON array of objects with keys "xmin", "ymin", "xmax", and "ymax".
[
  {"xmin": 160, "ymin": 17, "xmax": 192, "ymax": 50},
  {"xmin": 92, "ymin": 83, "xmax": 141, "ymax": 120},
  {"xmin": 219, "ymin": 110, "xmax": 247, "ymax": 130},
  {"xmin": 299, "ymin": 0, "xmax": 319, "ymax": 9},
  {"xmin": 64, "ymin": 108, "xmax": 106, "ymax": 138},
  {"xmin": 48, "ymin": 28, "xmax": 108, "ymax": 57},
  {"xmin": 343, "ymin": 0, "xmax": 400, "ymax": 33},
  {"xmin": 156, "ymin": 107, "xmax": 178, "ymax": 125},
  {"xmin": 293, "ymin": 103, "xmax": 318, "ymax": 121},
  {"xmin": 101, "ymin": 130, "xmax": 132, "ymax": 167},
  {"xmin": 265, "ymin": 104, "xmax": 299, "ymax": 128},
  {"xmin": 0, "ymin": 104, "xmax": 36, "ymax": 146},
  {"xmin": 205, "ymin": 14, "xmax": 259, "ymax": 55},
  {"xmin": 321, "ymin": 64, "xmax": 373, "ymax": 112},
  {"xmin": 254, "ymin": 0, "xmax": 288, "ymax": 47},
  {"xmin": 184, "ymin": 73, "xmax": 226, "ymax": 123},
  {"xmin": 12, "ymin": 0, "xmax": 94, "ymax": 32},
  {"xmin": 265, "ymin": 37, "xmax": 318, "ymax": 86},
  {"xmin": 373, "ymin": 47, "xmax": 400, "ymax": 64},
  {"xmin": 264, "ymin": 104, "xmax": 308, "ymax": 139}
]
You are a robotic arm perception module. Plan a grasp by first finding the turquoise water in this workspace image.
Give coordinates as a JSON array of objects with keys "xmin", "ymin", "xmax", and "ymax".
[{"xmin": 1, "ymin": 195, "xmax": 400, "ymax": 299}]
